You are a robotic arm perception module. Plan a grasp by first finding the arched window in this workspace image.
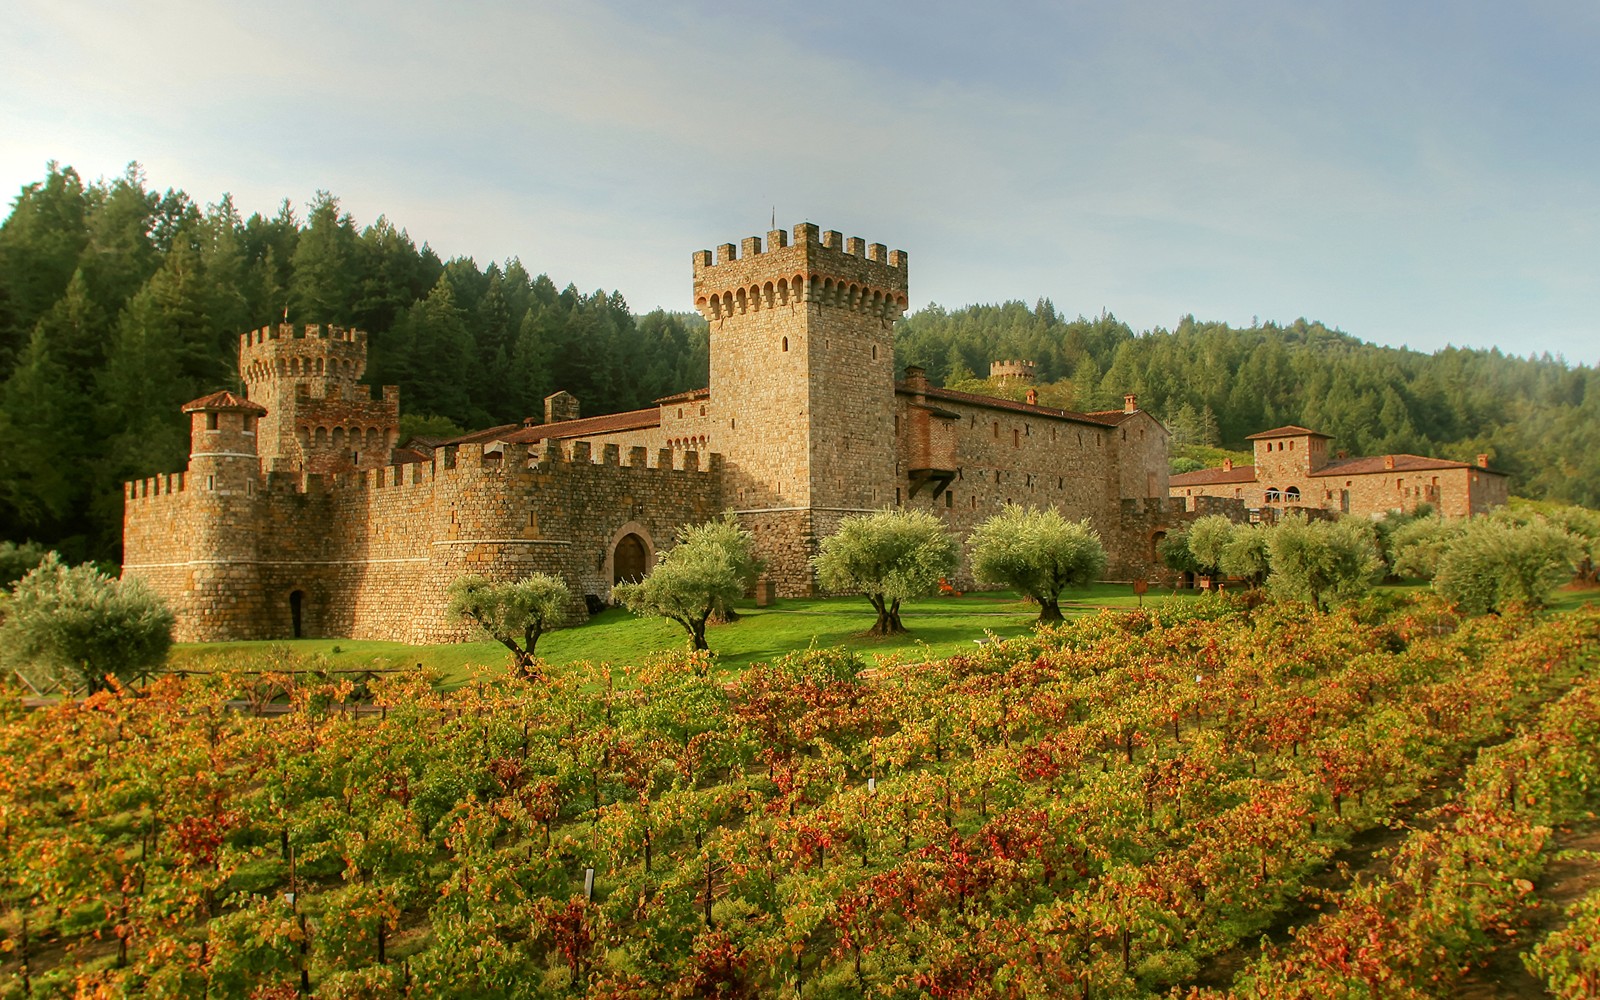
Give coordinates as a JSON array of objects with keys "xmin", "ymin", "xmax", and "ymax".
[
  {"xmin": 1285, "ymin": 486, "xmax": 1301, "ymax": 502},
  {"xmin": 1265, "ymin": 487, "xmax": 1282, "ymax": 503}
]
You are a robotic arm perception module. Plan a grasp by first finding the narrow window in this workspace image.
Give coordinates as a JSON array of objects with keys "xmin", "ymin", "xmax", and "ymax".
[
  {"xmin": 207, "ymin": 413, "xmax": 219, "ymax": 430},
  {"xmin": 945, "ymin": 491, "xmax": 952, "ymax": 508},
  {"xmin": 1012, "ymin": 428, "xmax": 1020, "ymax": 447},
  {"xmin": 871, "ymin": 344, "xmax": 878, "ymax": 360},
  {"xmin": 782, "ymin": 336, "xmax": 788, "ymax": 352},
  {"xmin": 207, "ymin": 475, "xmax": 215, "ymax": 491}
]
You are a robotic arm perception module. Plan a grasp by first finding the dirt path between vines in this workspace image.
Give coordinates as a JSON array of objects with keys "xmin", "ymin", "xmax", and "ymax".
[
  {"xmin": 1183, "ymin": 714, "xmax": 1575, "ymax": 995},
  {"xmin": 1455, "ymin": 821, "xmax": 1600, "ymax": 999}
]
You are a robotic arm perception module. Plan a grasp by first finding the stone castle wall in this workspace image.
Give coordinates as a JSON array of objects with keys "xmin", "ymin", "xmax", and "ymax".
[{"xmin": 123, "ymin": 442, "xmax": 721, "ymax": 643}]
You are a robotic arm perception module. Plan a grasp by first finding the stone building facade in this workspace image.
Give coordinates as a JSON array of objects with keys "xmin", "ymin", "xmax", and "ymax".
[
  {"xmin": 1169, "ymin": 424, "xmax": 1509, "ymax": 519},
  {"xmin": 123, "ymin": 223, "xmax": 1179, "ymax": 643}
]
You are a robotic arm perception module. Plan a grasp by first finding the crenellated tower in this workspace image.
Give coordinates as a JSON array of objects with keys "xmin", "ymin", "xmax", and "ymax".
[
  {"xmin": 693, "ymin": 223, "xmax": 909, "ymax": 593},
  {"xmin": 239, "ymin": 323, "xmax": 400, "ymax": 475}
]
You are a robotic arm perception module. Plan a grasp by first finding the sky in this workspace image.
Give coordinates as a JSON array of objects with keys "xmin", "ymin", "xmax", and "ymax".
[{"xmin": 3, "ymin": 0, "xmax": 1597, "ymax": 363}]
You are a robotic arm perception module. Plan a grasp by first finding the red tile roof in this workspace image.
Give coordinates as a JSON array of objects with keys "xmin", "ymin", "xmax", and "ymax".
[
  {"xmin": 1170, "ymin": 465, "xmax": 1258, "ymax": 486},
  {"xmin": 1245, "ymin": 425, "xmax": 1330, "ymax": 440},
  {"xmin": 182, "ymin": 390, "xmax": 267, "ymax": 414},
  {"xmin": 898, "ymin": 383, "xmax": 1120, "ymax": 428},
  {"xmin": 440, "ymin": 423, "xmax": 522, "ymax": 446},
  {"xmin": 499, "ymin": 408, "xmax": 661, "ymax": 444},
  {"xmin": 1311, "ymin": 454, "xmax": 1505, "ymax": 477}
]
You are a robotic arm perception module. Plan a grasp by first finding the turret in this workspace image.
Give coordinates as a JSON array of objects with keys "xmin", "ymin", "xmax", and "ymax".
[
  {"xmin": 182, "ymin": 391, "xmax": 266, "ymax": 495},
  {"xmin": 177, "ymin": 390, "xmax": 267, "ymax": 637},
  {"xmin": 238, "ymin": 323, "xmax": 400, "ymax": 474}
]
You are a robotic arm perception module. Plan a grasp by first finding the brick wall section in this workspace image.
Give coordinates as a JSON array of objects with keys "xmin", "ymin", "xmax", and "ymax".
[{"xmin": 124, "ymin": 441, "xmax": 721, "ymax": 643}]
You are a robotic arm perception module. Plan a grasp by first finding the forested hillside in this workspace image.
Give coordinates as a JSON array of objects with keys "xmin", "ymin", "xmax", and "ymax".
[{"xmin": 1, "ymin": 163, "xmax": 1595, "ymax": 564}]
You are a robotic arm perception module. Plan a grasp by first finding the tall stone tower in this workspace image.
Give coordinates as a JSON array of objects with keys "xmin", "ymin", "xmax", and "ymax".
[
  {"xmin": 177, "ymin": 390, "xmax": 267, "ymax": 637},
  {"xmin": 239, "ymin": 323, "xmax": 400, "ymax": 474},
  {"xmin": 692, "ymin": 223, "xmax": 909, "ymax": 594}
]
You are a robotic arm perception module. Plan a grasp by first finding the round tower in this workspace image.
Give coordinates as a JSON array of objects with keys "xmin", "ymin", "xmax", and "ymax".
[
  {"xmin": 238, "ymin": 323, "xmax": 399, "ymax": 474},
  {"xmin": 179, "ymin": 391, "xmax": 268, "ymax": 639},
  {"xmin": 989, "ymin": 359, "xmax": 1036, "ymax": 385}
]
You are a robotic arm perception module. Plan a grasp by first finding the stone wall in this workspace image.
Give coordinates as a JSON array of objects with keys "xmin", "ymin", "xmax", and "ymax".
[{"xmin": 124, "ymin": 440, "xmax": 722, "ymax": 643}]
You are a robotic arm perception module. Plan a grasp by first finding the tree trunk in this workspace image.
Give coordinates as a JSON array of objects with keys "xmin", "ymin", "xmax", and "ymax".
[
  {"xmin": 1036, "ymin": 596, "xmax": 1064, "ymax": 623},
  {"xmin": 869, "ymin": 596, "xmax": 906, "ymax": 636},
  {"xmin": 688, "ymin": 616, "xmax": 710, "ymax": 651}
]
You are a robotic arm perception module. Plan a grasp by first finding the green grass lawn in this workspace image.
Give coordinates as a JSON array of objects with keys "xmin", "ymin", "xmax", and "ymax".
[
  {"xmin": 168, "ymin": 579, "xmax": 1600, "ymax": 689},
  {"xmin": 167, "ymin": 582, "xmax": 1192, "ymax": 686}
]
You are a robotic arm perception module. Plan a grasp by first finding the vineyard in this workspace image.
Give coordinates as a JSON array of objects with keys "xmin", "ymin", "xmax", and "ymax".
[{"xmin": 2, "ymin": 595, "xmax": 1599, "ymax": 998}]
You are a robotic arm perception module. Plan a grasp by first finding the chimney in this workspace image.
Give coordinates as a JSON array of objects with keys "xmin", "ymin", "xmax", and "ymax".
[
  {"xmin": 1026, "ymin": 388, "xmax": 1038, "ymax": 405},
  {"xmin": 903, "ymin": 365, "xmax": 929, "ymax": 393},
  {"xmin": 1123, "ymin": 393, "xmax": 1137, "ymax": 414},
  {"xmin": 1223, "ymin": 458, "xmax": 1233, "ymax": 472},
  {"xmin": 1337, "ymin": 450, "xmax": 1348, "ymax": 459},
  {"xmin": 1476, "ymin": 454, "xmax": 1489, "ymax": 468},
  {"xmin": 1384, "ymin": 455, "xmax": 1395, "ymax": 471}
]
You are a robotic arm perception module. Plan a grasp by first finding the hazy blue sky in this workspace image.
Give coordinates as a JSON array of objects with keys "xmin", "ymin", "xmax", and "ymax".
[{"xmin": 3, "ymin": 1, "xmax": 1596, "ymax": 362}]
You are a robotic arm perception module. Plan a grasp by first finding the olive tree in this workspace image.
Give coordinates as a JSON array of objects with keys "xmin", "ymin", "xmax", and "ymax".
[
  {"xmin": 1157, "ymin": 529, "xmax": 1201, "ymax": 579},
  {"xmin": 447, "ymin": 572, "xmax": 572, "ymax": 678},
  {"xmin": 674, "ymin": 514, "xmax": 764, "ymax": 622},
  {"xmin": 1432, "ymin": 516, "xmax": 1579, "ymax": 615},
  {"xmin": 970, "ymin": 504, "xmax": 1106, "ymax": 623},
  {"xmin": 812, "ymin": 509, "xmax": 958, "ymax": 636},
  {"xmin": 613, "ymin": 517, "xmax": 759, "ymax": 651},
  {"xmin": 1185, "ymin": 514, "xmax": 1235, "ymax": 578},
  {"xmin": 1389, "ymin": 515, "xmax": 1464, "ymax": 580},
  {"xmin": 1266, "ymin": 514, "xmax": 1384, "ymax": 611},
  {"xmin": 1218, "ymin": 522, "xmax": 1272, "ymax": 587},
  {"xmin": 1, "ymin": 553, "xmax": 174, "ymax": 693}
]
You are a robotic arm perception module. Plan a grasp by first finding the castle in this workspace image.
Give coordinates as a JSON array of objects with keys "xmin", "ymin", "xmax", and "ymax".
[
  {"xmin": 1169, "ymin": 425, "xmax": 1509, "ymax": 519},
  {"xmin": 123, "ymin": 224, "xmax": 1200, "ymax": 644}
]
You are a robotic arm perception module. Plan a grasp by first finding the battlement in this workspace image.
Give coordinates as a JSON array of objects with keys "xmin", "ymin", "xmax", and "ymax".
[
  {"xmin": 241, "ymin": 323, "xmax": 368, "ymax": 349},
  {"xmin": 241, "ymin": 323, "xmax": 370, "ymax": 384},
  {"xmin": 125, "ymin": 472, "xmax": 188, "ymax": 503},
  {"xmin": 692, "ymin": 222, "xmax": 908, "ymax": 322},
  {"xmin": 990, "ymin": 360, "xmax": 1036, "ymax": 383}
]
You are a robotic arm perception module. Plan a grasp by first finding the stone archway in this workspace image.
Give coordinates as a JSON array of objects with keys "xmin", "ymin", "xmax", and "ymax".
[
  {"xmin": 614, "ymin": 534, "xmax": 647, "ymax": 584},
  {"xmin": 604, "ymin": 521, "xmax": 657, "ymax": 591}
]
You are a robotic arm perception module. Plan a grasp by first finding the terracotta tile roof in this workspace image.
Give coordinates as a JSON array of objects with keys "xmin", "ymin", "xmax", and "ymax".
[
  {"xmin": 1245, "ymin": 425, "xmax": 1330, "ymax": 440},
  {"xmin": 1311, "ymin": 454, "xmax": 1505, "ymax": 477},
  {"xmin": 182, "ymin": 390, "xmax": 268, "ymax": 414},
  {"xmin": 390, "ymin": 447, "xmax": 430, "ymax": 464},
  {"xmin": 440, "ymin": 424, "xmax": 522, "ymax": 446},
  {"xmin": 898, "ymin": 383, "xmax": 1120, "ymax": 428},
  {"xmin": 499, "ymin": 407, "xmax": 662, "ymax": 444},
  {"xmin": 1083, "ymin": 408, "xmax": 1137, "ymax": 426},
  {"xmin": 655, "ymin": 387, "xmax": 710, "ymax": 404},
  {"xmin": 1171, "ymin": 465, "xmax": 1258, "ymax": 486}
]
